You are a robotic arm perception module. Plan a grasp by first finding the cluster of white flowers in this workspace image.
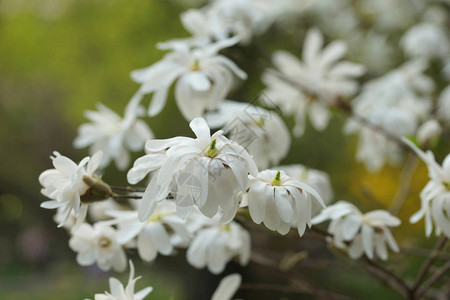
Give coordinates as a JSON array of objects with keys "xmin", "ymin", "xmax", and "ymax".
[
  {"xmin": 36, "ymin": 0, "xmax": 450, "ymax": 298},
  {"xmin": 312, "ymin": 201, "xmax": 401, "ymax": 260},
  {"xmin": 345, "ymin": 60, "xmax": 434, "ymax": 171},
  {"xmin": 263, "ymin": 28, "xmax": 365, "ymax": 137}
]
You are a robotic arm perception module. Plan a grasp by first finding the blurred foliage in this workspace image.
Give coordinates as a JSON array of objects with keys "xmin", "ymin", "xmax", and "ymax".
[{"xmin": 0, "ymin": 0, "xmax": 448, "ymax": 299}]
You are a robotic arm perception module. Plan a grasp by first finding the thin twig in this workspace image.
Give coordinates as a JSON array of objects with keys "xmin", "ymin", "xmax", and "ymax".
[
  {"xmin": 416, "ymin": 260, "xmax": 450, "ymax": 298},
  {"xmin": 410, "ymin": 236, "xmax": 448, "ymax": 297},
  {"xmin": 110, "ymin": 186, "xmax": 145, "ymax": 193},
  {"xmin": 112, "ymin": 195, "xmax": 143, "ymax": 200},
  {"xmin": 389, "ymin": 153, "xmax": 420, "ymax": 214}
]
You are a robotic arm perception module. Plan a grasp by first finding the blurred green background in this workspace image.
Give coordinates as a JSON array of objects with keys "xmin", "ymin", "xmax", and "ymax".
[{"xmin": 0, "ymin": 0, "xmax": 447, "ymax": 299}]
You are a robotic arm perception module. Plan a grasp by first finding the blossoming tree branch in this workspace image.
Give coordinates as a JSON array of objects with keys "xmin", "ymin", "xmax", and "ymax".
[{"xmin": 38, "ymin": 0, "xmax": 450, "ymax": 299}]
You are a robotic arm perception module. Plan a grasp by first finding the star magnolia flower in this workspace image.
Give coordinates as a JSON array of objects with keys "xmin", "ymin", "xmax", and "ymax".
[
  {"xmin": 312, "ymin": 201, "xmax": 401, "ymax": 260},
  {"xmin": 187, "ymin": 220, "xmax": 251, "ymax": 274},
  {"xmin": 105, "ymin": 200, "xmax": 190, "ymax": 262},
  {"xmin": 263, "ymin": 28, "xmax": 365, "ymax": 136},
  {"xmin": 69, "ymin": 223, "xmax": 127, "ymax": 272},
  {"xmin": 90, "ymin": 260, "xmax": 153, "ymax": 300},
  {"xmin": 403, "ymin": 138, "xmax": 450, "ymax": 237},
  {"xmin": 127, "ymin": 117, "xmax": 258, "ymax": 222},
  {"xmin": 39, "ymin": 151, "xmax": 104, "ymax": 228},
  {"xmin": 74, "ymin": 97, "xmax": 153, "ymax": 170},
  {"xmin": 401, "ymin": 22, "xmax": 450, "ymax": 60},
  {"xmin": 243, "ymin": 170, "xmax": 325, "ymax": 236},
  {"xmin": 204, "ymin": 100, "xmax": 291, "ymax": 169},
  {"xmin": 276, "ymin": 164, "xmax": 333, "ymax": 216},
  {"xmin": 130, "ymin": 38, "xmax": 247, "ymax": 121}
]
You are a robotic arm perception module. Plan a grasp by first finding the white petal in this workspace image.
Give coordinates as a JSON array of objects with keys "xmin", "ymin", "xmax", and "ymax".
[{"xmin": 211, "ymin": 274, "xmax": 242, "ymax": 300}]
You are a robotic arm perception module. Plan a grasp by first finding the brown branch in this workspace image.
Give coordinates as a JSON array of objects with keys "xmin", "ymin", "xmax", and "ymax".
[
  {"xmin": 410, "ymin": 236, "xmax": 448, "ymax": 297},
  {"xmin": 416, "ymin": 260, "xmax": 450, "ymax": 298},
  {"xmin": 110, "ymin": 186, "xmax": 146, "ymax": 193}
]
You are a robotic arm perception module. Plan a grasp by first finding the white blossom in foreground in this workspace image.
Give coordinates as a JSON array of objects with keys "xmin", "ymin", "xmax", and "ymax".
[
  {"xmin": 90, "ymin": 261, "xmax": 152, "ymax": 300},
  {"xmin": 105, "ymin": 200, "xmax": 190, "ymax": 262},
  {"xmin": 403, "ymin": 138, "xmax": 450, "ymax": 237},
  {"xmin": 39, "ymin": 151, "xmax": 103, "ymax": 228},
  {"xmin": 131, "ymin": 39, "xmax": 246, "ymax": 121},
  {"xmin": 438, "ymin": 85, "xmax": 450, "ymax": 124},
  {"xmin": 264, "ymin": 28, "xmax": 365, "ymax": 136},
  {"xmin": 401, "ymin": 22, "xmax": 450, "ymax": 60},
  {"xmin": 277, "ymin": 164, "xmax": 333, "ymax": 213},
  {"xmin": 69, "ymin": 223, "xmax": 127, "ymax": 272},
  {"xmin": 74, "ymin": 98, "xmax": 153, "ymax": 170},
  {"xmin": 204, "ymin": 100, "xmax": 290, "ymax": 169},
  {"xmin": 312, "ymin": 201, "xmax": 401, "ymax": 260},
  {"xmin": 345, "ymin": 60, "xmax": 433, "ymax": 172},
  {"xmin": 211, "ymin": 273, "xmax": 242, "ymax": 300},
  {"xmin": 127, "ymin": 117, "xmax": 258, "ymax": 222},
  {"xmin": 187, "ymin": 219, "xmax": 251, "ymax": 274},
  {"xmin": 242, "ymin": 170, "xmax": 325, "ymax": 236}
]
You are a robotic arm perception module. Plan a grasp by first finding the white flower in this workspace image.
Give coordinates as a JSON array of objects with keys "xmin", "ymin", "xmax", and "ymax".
[
  {"xmin": 91, "ymin": 260, "xmax": 152, "ymax": 300},
  {"xmin": 211, "ymin": 273, "xmax": 242, "ymax": 300},
  {"xmin": 276, "ymin": 164, "xmax": 333, "ymax": 208},
  {"xmin": 69, "ymin": 223, "xmax": 127, "ymax": 272},
  {"xmin": 131, "ymin": 39, "xmax": 246, "ymax": 121},
  {"xmin": 438, "ymin": 85, "xmax": 450, "ymax": 124},
  {"xmin": 242, "ymin": 170, "xmax": 325, "ymax": 236},
  {"xmin": 264, "ymin": 28, "xmax": 365, "ymax": 136},
  {"xmin": 127, "ymin": 117, "xmax": 258, "ymax": 222},
  {"xmin": 401, "ymin": 23, "xmax": 450, "ymax": 60},
  {"xmin": 187, "ymin": 220, "xmax": 251, "ymax": 274},
  {"xmin": 345, "ymin": 60, "xmax": 433, "ymax": 172},
  {"xmin": 39, "ymin": 151, "xmax": 103, "ymax": 228},
  {"xmin": 74, "ymin": 97, "xmax": 153, "ymax": 170},
  {"xmin": 416, "ymin": 119, "xmax": 442, "ymax": 146},
  {"xmin": 204, "ymin": 100, "xmax": 291, "ymax": 169},
  {"xmin": 312, "ymin": 201, "xmax": 401, "ymax": 260},
  {"xmin": 403, "ymin": 138, "xmax": 450, "ymax": 238},
  {"xmin": 105, "ymin": 200, "xmax": 190, "ymax": 262},
  {"xmin": 89, "ymin": 199, "xmax": 124, "ymax": 222}
]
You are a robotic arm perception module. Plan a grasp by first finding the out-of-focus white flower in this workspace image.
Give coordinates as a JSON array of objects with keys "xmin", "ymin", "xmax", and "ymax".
[
  {"xmin": 204, "ymin": 100, "xmax": 290, "ymax": 169},
  {"xmin": 127, "ymin": 118, "xmax": 258, "ymax": 222},
  {"xmin": 74, "ymin": 97, "xmax": 153, "ymax": 171},
  {"xmin": 403, "ymin": 138, "xmax": 450, "ymax": 238},
  {"xmin": 401, "ymin": 23, "xmax": 450, "ymax": 60},
  {"xmin": 345, "ymin": 60, "xmax": 434, "ymax": 172},
  {"xmin": 359, "ymin": 0, "xmax": 417, "ymax": 32},
  {"xmin": 39, "ymin": 151, "xmax": 104, "ymax": 228},
  {"xmin": 69, "ymin": 223, "xmax": 127, "ymax": 272},
  {"xmin": 211, "ymin": 273, "xmax": 242, "ymax": 300},
  {"xmin": 187, "ymin": 220, "xmax": 250, "ymax": 274},
  {"xmin": 264, "ymin": 28, "xmax": 365, "ymax": 136},
  {"xmin": 312, "ymin": 201, "xmax": 401, "ymax": 260},
  {"xmin": 105, "ymin": 200, "xmax": 190, "ymax": 262},
  {"xmin": 242, "ymin": 170, "xmax": 325, "ymax": 236},
  {"xmin": 349, "ymin": 31, "xmax": 395, "ymax": 75},
  {"xmin": 89, "ymin": 199, "xmax": 124, "ymax": 222},
  {"xmin": 438, "ymin": 85, "xmax": 450, "ymax": 123},
  {"xmin": 91, "ymin": 260, "xmax": 153, "ymax": 300},
  {"xmin": 131, "ymin": 38, "xmax": 246, "ymax": 121},
  {"xmin": 277, "ymin": 164, "xmax": 333, "ymax": 207},
  {"xmin": 416, "ymin": 119, "xmax": 442, "ymax": 146}
]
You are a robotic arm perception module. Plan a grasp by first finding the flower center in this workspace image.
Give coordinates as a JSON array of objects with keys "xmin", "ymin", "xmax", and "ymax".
[
  {"xmin": 205, "ymin": 138, "xmax": 218, "ymax": 158},
  {"xmin": 271, "ymin": 170, "xmax": 282, "ymax": 186},
  {"xmin": 443, "ymin": 181, "xmax": 450, "ymax": 190},
  {"xmin": 98, "ymin": 237, "xmax": 112, "ymax": 248},
  {"xmin": 256, "ymin": 117, "xmax": 265, "ymax": 127},
  {"xmin": 191, "ymin": 59, "xmax": 201, "ymax": 71},
  {"xmin": 221, "ymin": 224, "xmax": 231, "ymax": 232}
]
